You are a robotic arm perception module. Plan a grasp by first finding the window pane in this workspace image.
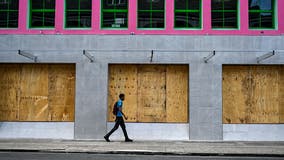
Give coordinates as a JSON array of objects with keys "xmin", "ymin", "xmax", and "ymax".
[
  {"xmin": 175, "ymin": 12, "xmax": 187, "ymax": 28},
  {"xmin": 0, "ymin": 11, "xmax": 7, "ymax": 27},
  {"xmin": 175, "ymin": 0, "xmax": 186, "ymax": 10},
  {"xmin": 249, "ymin": 0, "xmax": 274, "ymax": 29},
  {"xmin": 138, "ymin": 11, "xmax": 151, "ymax": 28},
  {"xmin": 249, "ymin": 0, "xmax": 272, "ymax": 10},
  {"xmin": 224, "ymin": 12, "xmax": 238, "ymax": 28},
  {"xmin": 45, "ymin": 0, "xmax": 55, "ymax": 9},
  {"xmin": 80, "ymin": 0, "xmax": 91, "ymax": 10},
  {"xmin": 10, "ymin": 0, "xmax": 19, "ymax": 10},
  {"xmin": 224, "ymin": 0, "xmax": 238, "ymax": 10},
  {"xmin": 0, "ymin": 1, "xmax": 8, "ymax": 10},
  {"xmin": 80, "ymin": 11, "xmax": 91, "ymax": 27},
  {"xmin": 31, "ymin": 0, "xmax": 43, "ymax": 9},
  {"xmin": 66, "ymin": 11, "xmax": 79, "ymax": 27},
  {"xmin": 188, "ymin": 0, "xmax": 200, "ymax": 10},
  {"xmin": 212, "ymin": 12, "xmax": 223, "ymax": 28},
  {"xmin": 138, "ymin": 0, "xmax": 151, "ymax": 10},
  {"xmin": 31, "ymin": 12, "xmax": 44, "ymax": 27},
  {"xmin": 8, "ymin": 11, "xmax": 18, "ymax": 27},
  {"xmin": 212, "ymin": 0, "xmax": 223, "ymax": 10},
  {"xmin": 188, "ymin": 12, "xmax": 200, "ymax": 27},
  {"xmin": 261, "ymin": 12, "xmax": 273, "ymax": 28},
  {"xmin": 102, "ymin": 12, "xmax": 114, "ymax": 27},
  {"xmin": 66, "ymin": 0, "xmax": 79, "ymax": 10},
  {"xmin": 152, "ymin": 12, "xmax": 164, "ymax": 28},
  {"xmin": 249, "ymin": 12, "xmax": 260, "ymax": 27},
  {"xmin": 44, "ymin": 12, "xmax": 55, "ymax": 26},
  {"xmin": 152, "ymin": 0, "xmax": 164, "ymax": 10}
]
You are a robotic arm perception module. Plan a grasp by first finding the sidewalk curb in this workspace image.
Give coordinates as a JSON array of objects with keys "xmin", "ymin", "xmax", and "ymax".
[{"xmin": 0, "ymin": 149, "xmax": 284, "ymax": 157}]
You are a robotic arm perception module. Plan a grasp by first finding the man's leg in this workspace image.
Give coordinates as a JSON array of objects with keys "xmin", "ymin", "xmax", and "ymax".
[
  {"xmin": 104, "ymin": 117, "xmax": 119, "ymax": 142},
  {"xmin": 119, "ymin": 118, "xmax": 133, "ymax": 142}
]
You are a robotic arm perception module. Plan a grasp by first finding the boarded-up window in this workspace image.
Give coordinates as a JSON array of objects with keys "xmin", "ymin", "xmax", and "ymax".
[
  {"xmin": 0, "ymin": 64, "xmax": 75, "ymax": 122},
  {"xmin": 108, "ymin": 64, "xmax": 189, "ymax": 123},
  {"xmin": 223, "ymin": 65, "xmax": 284, "ymax": 124}
]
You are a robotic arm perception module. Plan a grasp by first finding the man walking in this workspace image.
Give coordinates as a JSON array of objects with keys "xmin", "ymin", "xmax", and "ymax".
[{"xmin": 104, "ymin": 93, "xmax": 133, "ymax": 142}]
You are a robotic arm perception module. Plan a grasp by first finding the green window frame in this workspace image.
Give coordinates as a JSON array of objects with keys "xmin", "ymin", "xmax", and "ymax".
[
  {"xmin": 249, "ymin": 0, "xmax": 275, "ymax": 29},
  {"xmin": 211, "ymin": 0, "xmax": 239, "ymax": 29},
  {"xmin": 29, "ymin": 0, "xmax": 55, "ymax": 28},
  {"xmin": 137, "ymin": 0, "xmax": 165, "ymax": 29},
  {"xmin": 101, "ymin": 0, "xmax": 128, "ymax": 29},
  {"xmin": 65, "ymin": 0, "xmax": 92, "ymax": 28},
  {"xmin": 0, "ymin": 0, "xmax": 19, "ymax": 28},
  {"xmin": 174, "ymin": 0, "xmax": 201, "ymax": 29}
]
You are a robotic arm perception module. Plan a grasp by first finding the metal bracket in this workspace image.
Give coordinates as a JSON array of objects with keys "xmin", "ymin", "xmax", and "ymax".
[
  {"xmin": 83, "ymin": 50, "xmax": 95, "ymax": 63},
  {"xmin": 150, "ymin": 50, "xmax": 154, "ymax": 63},
  {"xmin": 257, "ymin": 50, "xmax": 275, "ymax": 63},
  {"xmin": 203, "ymin": 50, "xmax": 216, "ymax": 63},
  {"xmin": 18, "ymin": 50, "xmax": 37, "ymax": 62}
]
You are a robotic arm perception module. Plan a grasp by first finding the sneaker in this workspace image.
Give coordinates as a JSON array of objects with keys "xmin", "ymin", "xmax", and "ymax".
[
  {"xmin": 125, "ymin": 138, "xmax": 133, "ymax": 142},
  {"xmin": 104, "ymin": 136, "xmax": 110, "ymax": 142}
]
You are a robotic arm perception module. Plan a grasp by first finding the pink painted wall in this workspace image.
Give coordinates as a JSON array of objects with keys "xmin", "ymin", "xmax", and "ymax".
[{"xmin": 0, "ymin": 0, "xmax": 283, "ymax": 35}]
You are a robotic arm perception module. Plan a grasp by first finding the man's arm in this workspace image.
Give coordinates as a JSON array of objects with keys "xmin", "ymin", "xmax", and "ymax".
[{"xmin": 118, "ymin": 107, "xmax": 128, "ymax": 120}]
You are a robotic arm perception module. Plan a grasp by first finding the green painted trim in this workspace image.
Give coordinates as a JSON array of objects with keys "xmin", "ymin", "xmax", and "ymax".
[
  {"xmin": 137, "ymin": 0, "xmax": 165, "ymax": 29},
  {"xmin": 29, "ymin": 0, "xmax": 55, "ymax": 28},
  {"xmin": 65, "ymin": 0, "xmax": 92, "ymax": 28},
  {"xmin": 0, "ymin": 0, "xmax": 19, "ymax": 28},
  {"xmin": 101, "ymin": 0, "xmax": 129, "ymax": 29},
  {"xmin": 174, "ymin": 0, "xmax": 202, "ymax": 29}
]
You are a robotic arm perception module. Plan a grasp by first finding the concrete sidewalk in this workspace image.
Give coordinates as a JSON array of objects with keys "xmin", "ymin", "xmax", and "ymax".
[{"xmin": 0, "ymin": 139, "xmax": 283, "ymax": 157}]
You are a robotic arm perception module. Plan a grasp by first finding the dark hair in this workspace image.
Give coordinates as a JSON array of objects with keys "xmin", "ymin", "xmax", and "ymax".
[{"xmin": 119, "ymin": 93, "xmax": 125, "ymax": 99}]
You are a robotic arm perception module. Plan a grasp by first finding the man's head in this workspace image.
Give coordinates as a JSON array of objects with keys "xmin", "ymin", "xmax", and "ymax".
[{"xmin": 119, "ymin": 93, "xmax": 125, "ymax": 101}]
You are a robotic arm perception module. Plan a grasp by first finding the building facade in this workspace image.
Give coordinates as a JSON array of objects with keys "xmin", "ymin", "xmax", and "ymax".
[{"xmin": 0, "ymin": 0, "xmax": 283, "ymax": 141}]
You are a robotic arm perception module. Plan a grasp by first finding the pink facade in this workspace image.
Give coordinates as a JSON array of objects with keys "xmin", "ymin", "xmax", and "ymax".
[{"xmin": 1, "ymin": 0, "xmax": 283, "ymax": 35}]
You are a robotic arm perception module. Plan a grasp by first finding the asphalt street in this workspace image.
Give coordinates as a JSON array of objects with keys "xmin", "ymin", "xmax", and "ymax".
[{"xmin": 0, "ymin": 152, "xmax": 284, "ymax": 160}]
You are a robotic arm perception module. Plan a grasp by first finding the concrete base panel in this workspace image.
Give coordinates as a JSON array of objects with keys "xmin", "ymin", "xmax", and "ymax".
[
  {"xmin": 0, "ymin": 122, "xmax": 74, "ymax": 139},
  {"xmin": 107, "ymin": 123, "xmax": 189, "ymax": 141},
  {"xmin": 223, "ymin": 124, "xmax": 284, "ymax": 141}
]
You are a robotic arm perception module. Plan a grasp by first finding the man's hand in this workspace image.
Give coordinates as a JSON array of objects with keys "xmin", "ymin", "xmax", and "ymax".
[{"xmin": 124, "ymin": 116, "xmax": 128, "ymax": 120}]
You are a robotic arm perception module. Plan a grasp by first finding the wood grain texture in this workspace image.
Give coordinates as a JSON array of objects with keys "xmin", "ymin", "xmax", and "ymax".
[
  {"xmin": 108, "ymin": 64, "xmax": 189, "ymax": 123},
  {"xmin": 223, "ymin": 65, "xmax": 284, "ymax": 124},
  {"xmin": 0, "ymin": 64, "xmax": 75, "ymax": 122}
]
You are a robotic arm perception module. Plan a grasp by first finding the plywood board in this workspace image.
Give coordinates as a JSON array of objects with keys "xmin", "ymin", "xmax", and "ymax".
[
  {"xmin": 108, "ymin": 64, "xmax": 189, "ymax": 123},
  {"xmin": 19, "ymin": 64, "xmax": 49, "ymax": 121},
  {"xmin": 166, "ymin": 65, "xmax": 189, "ymax": 123},
  {"xmin": 48, "ymin": 64, "xmax": 75, "ymax": 121},
  {"xmin": 108, "ymin": 65, "xmax": 138, "ymax": 122},
  {"xmin": 137, "ymin": 65, "xmax": 167, "ymax": 122},
  {"xmin": 0, "ymin": 64, "xmax": 75, "ymax": 122},
  {"xmin": 223, "ymin": 65, "xmax": 284, "ymax": 124},
  {"xmin": 223, "ymin": 66, "xmax": 250, "ymax": 124},
  {"xmin": 0, "ymin": 64, "xmax": 21, "ymax": 121},
  {"xmin": 279, "ymin": 66, "xmax": 284, "ymax": 123}
]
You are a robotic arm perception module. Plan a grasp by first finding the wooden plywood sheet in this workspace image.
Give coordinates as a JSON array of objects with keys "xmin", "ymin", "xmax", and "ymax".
[
  {"xmin": 223, "ymin": 65, "xmax": 284, "ymax": 124},
  {"xmin": 166, "ymin": 65, "xmax": 189, "ymax": 123},
  {"xmin": 48, "ymin": 64, "xmax": 75, "ymax": 121},
  {"xmin": 249, "ymin": 66, "xmax": 280, "ymax": 123},
  {"xmin": 137, "ymin": 65, "xmax": 167, "ymax": 122},
  {"xmin": 0, "ymin": 64, "xmax": 21, "ymax": 121},
  {"xmin": 19, "ymin": 64, "xmax": 49, "ymax": 121},
  {"xmin": 223, "ymin": 66, "xmax": 250, "ymax": 124},
  {"xmin": 280, "ymin": 66, "xmax": 284, "ymax": 123},
  {"xmin": 0, "ymin": 64, "xmax": 75, "ymax": 122},
  {"xmin": 108, "ymin": 65, "xmax": 138, "ymax": 122},
  {"xmin": 108, "ymin": 64, "xmax": 189, "ymax": 123}
]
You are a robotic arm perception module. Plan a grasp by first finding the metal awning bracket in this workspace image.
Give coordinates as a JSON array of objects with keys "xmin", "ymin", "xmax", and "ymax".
[
  {"xmin": 83, "ymin": 50, "xmax": 95, "ymax": 63},
  {"xmin": 203, "ymin": 50, "xmax": 216, "ymax": 63},
  {"xmin": 18, "ymin": 50, "xmax": 37, "ymax": 62},
  {"xmin": 257, "ymin": 50, "xmax": 275, "ymax": 63}
]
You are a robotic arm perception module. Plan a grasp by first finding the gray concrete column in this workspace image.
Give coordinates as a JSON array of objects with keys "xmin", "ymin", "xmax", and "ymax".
[
  {"xmin": 75, "ymin": 62, "xmax": 108, "ymax": 139},
  {"xmin": 189, "ymin": 63, "xmax": 223, "ymax": 140}
]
